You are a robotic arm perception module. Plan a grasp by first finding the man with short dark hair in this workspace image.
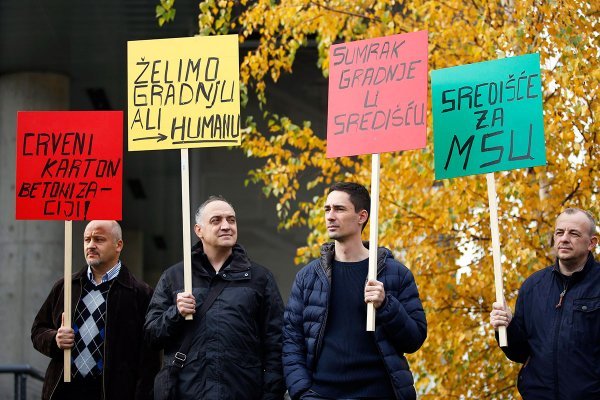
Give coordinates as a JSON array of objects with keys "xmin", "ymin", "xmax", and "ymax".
[
  {"xmin": 283, "ymin": 182, "xmax": 427, "ymax": 400},
  {"xmin": 490, "ymin": 207, "xmax": 600, "ymax": 399},
  {"xmin": 31, "ymin": 220, "xmax": 159, "ymax": 400},
  {"xmin": 145, "ymin": 196, "xmax": 286, "ymax": 399}
]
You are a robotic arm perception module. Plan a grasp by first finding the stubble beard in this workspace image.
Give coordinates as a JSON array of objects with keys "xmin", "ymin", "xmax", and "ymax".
[
  {"xmin": 87, "ymin": 257, "xmax": 101, "ymax": 268},
  {"xmin": 558, "ymin": 253, "xmax": 583, "ymax": 268},
  {"xmin": 328, "ymin": 231, "xmax": 348, "ymax": 242}
]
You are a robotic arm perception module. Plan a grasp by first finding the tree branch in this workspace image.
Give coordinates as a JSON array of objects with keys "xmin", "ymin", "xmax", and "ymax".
[{"xmin": 309, "ymin": 1, "xmax": 382, "ymax": 22}]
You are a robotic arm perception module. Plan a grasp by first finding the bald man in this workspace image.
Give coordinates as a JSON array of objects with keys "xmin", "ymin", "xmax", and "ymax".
[
  {"xmin": 490, "ymin": 208, "xmax": 600, "ymax": 399},
  {"xmin": 32, "ymin": 220, "xmax": 159, "ymax": 400}
]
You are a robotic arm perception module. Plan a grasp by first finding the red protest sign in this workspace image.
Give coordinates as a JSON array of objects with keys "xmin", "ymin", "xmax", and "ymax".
[
  {"xmin": 15, "ymin": 111, "xmax": 123, "ymax": 220},
  {"xmin": 327, "ymin": 31, "xmax": 428, "ymax": 158}
]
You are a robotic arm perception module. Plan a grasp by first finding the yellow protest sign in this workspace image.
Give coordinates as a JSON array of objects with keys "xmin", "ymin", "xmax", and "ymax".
[{"xmin": 127, "ymin": 35, "xmax": 240, "ymax": 151}]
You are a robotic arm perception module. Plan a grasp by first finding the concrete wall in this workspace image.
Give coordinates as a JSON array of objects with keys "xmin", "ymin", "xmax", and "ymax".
[{"xmin": 0, "ymin": 73, "xmax": 69, "ymax": 399}]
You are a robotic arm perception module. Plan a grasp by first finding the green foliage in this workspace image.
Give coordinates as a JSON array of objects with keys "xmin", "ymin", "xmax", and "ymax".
[{"xmin": 156, "ymin": 0, "xmax": 176, "ymax": 27}]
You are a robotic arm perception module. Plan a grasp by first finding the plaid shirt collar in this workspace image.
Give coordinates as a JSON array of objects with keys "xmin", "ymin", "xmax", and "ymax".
[{"xmin": 87, "ymin": 261, "xmax": 121, "ymax": 286}]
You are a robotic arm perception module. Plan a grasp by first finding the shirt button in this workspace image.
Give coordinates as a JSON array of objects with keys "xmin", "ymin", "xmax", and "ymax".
[
  {"xmin": 244, "ymin": 273, "xmax": 249, "ymax": 277},
  {"xmin": 582, "ymin": 306, "xmax": 588, "ymax": 311}
]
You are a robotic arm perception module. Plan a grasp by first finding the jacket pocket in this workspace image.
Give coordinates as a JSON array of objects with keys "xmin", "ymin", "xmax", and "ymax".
[
  {"xmin": 572, "ymin": 297, "xmax": 600, "ymax": 347},
  {"xmin": 223, "ymin": 351, "xmax": 263, "ymax": 399}
]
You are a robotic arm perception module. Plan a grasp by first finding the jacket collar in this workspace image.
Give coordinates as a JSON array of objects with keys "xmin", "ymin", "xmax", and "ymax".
[
  {"xmin": 191, "ymin": 241, "xmax": 252, "ymax": 272},
  {"xmin": 72, "ymin": 263, "xmax": 134, "ymax": 289},
  {"xmin": 552, "ymin": 252, "xmax": 596, "ymax": 282},
  {"xmin": 318, "ymin": 241, "xmax": 393, "ymax": 280}
]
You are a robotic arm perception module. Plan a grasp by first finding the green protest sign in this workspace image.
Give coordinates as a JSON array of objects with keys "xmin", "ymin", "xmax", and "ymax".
[{"xmin": 432, "ymin": 53, "xmax": 546, "ymax": 179}]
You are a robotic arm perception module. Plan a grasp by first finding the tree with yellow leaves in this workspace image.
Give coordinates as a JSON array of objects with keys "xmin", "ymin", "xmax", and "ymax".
[{"xmin": 156, "ymin": 0, "xmax": 599, "ymax": 397}]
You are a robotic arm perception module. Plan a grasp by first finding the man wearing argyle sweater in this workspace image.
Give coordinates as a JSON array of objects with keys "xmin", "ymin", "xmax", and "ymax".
[
  {"xmin": 32, "ymin": 220, "xmax": 159, "ymax": 400},
  {"xmin": 71, "ymin": 269, "xmax": 114, "ymax": 380}
]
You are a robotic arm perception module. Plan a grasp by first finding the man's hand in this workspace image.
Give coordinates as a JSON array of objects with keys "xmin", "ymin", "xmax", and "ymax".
[
  {"xmin": 177, "ymin": 292, "xmax": 196, "ymax": 317},
  {"xmin": 364, "ymin": 279, "xmax": 386, "ymax": 309},
  {"xmin": 490, "ymin": 301, "xmax": 513, "ymax": 330},
  {"xmin": 56, "ymin": 313, "xmax": 75, "ymax": 350}
]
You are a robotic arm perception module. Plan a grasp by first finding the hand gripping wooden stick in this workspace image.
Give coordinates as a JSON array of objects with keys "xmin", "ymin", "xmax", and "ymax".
[{"xmin": 486, "ymin": 173, "xmax": 507, "ymax": 347}]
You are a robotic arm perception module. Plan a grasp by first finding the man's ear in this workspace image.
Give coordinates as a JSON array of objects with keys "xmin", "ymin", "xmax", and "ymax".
[
  {"xmin": 358, "ymin": 209, "xmax": 369, "ymax": 226},
  {"xmin": 194, "ymin": 224, "xmax": 203, "ymax": 239},
  {"xmin": 589, "ymin": 234, "xmax": 598, "ymax": 251},
  {"xmin": 115, "ymin": 239, "xmax": 124, "ymax": 253}
]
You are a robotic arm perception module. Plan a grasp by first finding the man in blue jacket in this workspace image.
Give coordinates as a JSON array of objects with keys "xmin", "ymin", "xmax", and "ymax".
[
  {"xmin": 283, "ymin": 182, "xmax": 427, "ymax": 400},
  {"xmin": 490, "ymin": 207, "xmax": 600, "ymax": 399}
]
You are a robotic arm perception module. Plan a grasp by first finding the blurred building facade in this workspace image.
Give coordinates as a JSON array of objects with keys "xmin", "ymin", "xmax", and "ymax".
[{"xmin": 0, "ymin": 1, "xmax": 327, "ymax": 397}]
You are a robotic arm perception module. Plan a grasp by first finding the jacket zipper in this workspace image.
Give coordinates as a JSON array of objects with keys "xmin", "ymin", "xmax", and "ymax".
[
  {"xmin": 374, "ymin": 260, "xmax": 399, "ymax": 399},
  {"xmin": 555, "ymin": 279, "xmax": 568, "ymax": 308},
  {"xmin": 552, "ymin": 276, "xmax": 568, "ymax": 400},
  {"xmin": 314, "ymin": 263, "xmax": 330, "ymax": 362},
  {"xmin": 102, "ymin": 302, "xmax": 108, "ymax": 400},
  {"xmin": 101, "ymin": 281, "xmax": 116, "ymax": 400},
  {"xmin": 373, "ymin": 337, "xmax": 400, "ymax": 400}
]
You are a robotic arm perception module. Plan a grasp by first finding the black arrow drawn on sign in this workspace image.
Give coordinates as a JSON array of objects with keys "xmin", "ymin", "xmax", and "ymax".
[{"xmin": 132, "ymin": 133, "xmax": 167, "ymax": 142}]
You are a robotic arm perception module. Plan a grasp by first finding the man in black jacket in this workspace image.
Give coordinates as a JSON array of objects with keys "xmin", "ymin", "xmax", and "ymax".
[
  {"xmin": 145, "ymin": 195, "xmax": 285, "ymax": 399},
  {"xmin": 31, "ymin": 220, "xmax": 159, "ymax": 400},
  {"xmin": 490, "ymin": 208, "xmax": 600, "ymax": 399}
]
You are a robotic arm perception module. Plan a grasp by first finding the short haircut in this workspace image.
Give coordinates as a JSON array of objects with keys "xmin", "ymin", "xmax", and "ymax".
[
  {"xmin": 85, "ymin": 220, "xmax": 122, "ymax": 242},
  {"xmin": 194, "ymin": 195, "xmax": 234, "ymax": 225},
  {"xmin": 328, "ymin": 182, "xmax": 371, "ymax": 231},
  {"xmin": 560, "ymin": 208, "xmax": 597, "ymax": 235},
  {"xmin": 110, "ymin": 220, "xmax": 123, "ymax": 241}
]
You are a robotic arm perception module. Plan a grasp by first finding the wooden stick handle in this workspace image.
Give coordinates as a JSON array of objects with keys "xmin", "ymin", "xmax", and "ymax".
[
  {"xmin": 367, "ymin": 154, "xmax": 381, "ymax": 332},
  {"xmin": 181, "ymin": 149, "xmax": 193, "ymax": 320},
  {"xmin": 486, "ymin": 173, "xmax": 507, "ymax": 347},
  {"xmin": 63, "ymin": 220, "xmax": 72, "ymax": 382}
]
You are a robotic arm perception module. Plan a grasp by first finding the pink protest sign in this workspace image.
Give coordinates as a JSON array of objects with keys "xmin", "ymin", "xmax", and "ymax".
[
  {"xmin": 327, "ymin": 31, "xmax": 428, "ymax": 158},
  {"xmin": 15, "ymin": 111, "xmax": 123, "ymax": 220}
]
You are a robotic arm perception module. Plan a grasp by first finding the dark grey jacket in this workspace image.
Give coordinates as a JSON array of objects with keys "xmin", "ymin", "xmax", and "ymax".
[{"xmin": 145, "ymin": 242, "xmax": 285, "ymax": 400}]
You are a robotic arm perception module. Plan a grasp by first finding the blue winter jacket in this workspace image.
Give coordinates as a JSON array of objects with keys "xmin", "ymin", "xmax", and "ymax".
[
  {"xmin": 499, "ymin": 253, "xmax": 600, "ymax": 399},
  {"xmin": 283, "ymin": 243, "xmax": 427, "ymax": 400}
]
